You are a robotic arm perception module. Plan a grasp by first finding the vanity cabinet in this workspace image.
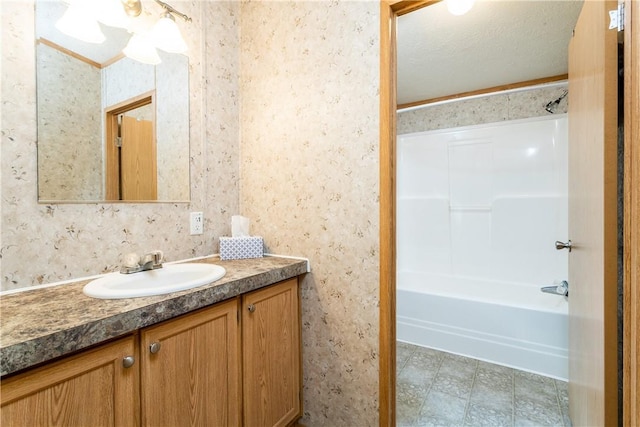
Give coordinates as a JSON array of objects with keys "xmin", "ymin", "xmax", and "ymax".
[
  {"xmin": 242, "ymin": 278, "xmax": 301, "ymax": 427},
  {"xmin": 1, "ymin": 335, "xmax": 139, "ymax": 427},
  {"xmin": 140, "ymin": 299, "xmax": 240, "ymax": 427},
  {"xmin": 1, "ymin": 277, "xmax": 301, "ymax": 427}
]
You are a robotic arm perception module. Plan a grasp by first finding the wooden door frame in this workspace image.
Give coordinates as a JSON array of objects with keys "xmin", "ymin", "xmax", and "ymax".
[
  {"xmin": 378, "ymin": 1, "xmax": 640, "ymax": 426},
  {"xmin": 623, "ymin": 1, "xmax": 639, "ymax": 425},
  {"xmin": 104, "ymin": 91, "xmax": 156, "ymax": 201},
  {"xmin": 379, "ymin": 2, "xmax": 437, "ymax": 425}
]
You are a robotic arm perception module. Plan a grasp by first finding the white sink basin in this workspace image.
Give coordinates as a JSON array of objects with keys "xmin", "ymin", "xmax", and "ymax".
[{"xmin": 83, "ymin": 263, "xmax": 226, "ymax": 299}]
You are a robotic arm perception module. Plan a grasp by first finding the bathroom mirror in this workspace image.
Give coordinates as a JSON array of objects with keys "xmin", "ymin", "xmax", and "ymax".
[{"xmin": 35, "ymin": 0, "xmax": 190, "ymax": 203}]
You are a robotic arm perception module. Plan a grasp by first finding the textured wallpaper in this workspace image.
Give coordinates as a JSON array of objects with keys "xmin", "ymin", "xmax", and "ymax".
[
  {"xmin": 1, "ymin": 1, "xmax": 240, "ymax": 289},
  {"xmin": 102, "ymin": 57, "xmax": 155, "ymax": 108},
  {"xmin": 3, "ymin": 1, "xmax": 381, "ymax": 425},
  {"xmin": 155, "ymin": 52, "xmax": 190, "ymax": 201},
  {"xmin": 239, "ymin": 2, "xmax": 380, "ymax": 425},
  {"xmin": 2, "ymin": 2, "xmax": 565, "ymax": 426},
  {"xmin": 36, "ymin": 44, "xmax": 103, "ymax": 201},
  {"xmin": 398, "ymin": 84, "xmax": 569, "ymax": 134}
]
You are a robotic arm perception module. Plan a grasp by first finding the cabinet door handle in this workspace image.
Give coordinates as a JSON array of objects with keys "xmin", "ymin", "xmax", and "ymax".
[
  {"xmin": 247, "ymin": 304, "xmax": 256, "ymax": 313},
  {"xmin": 149, "ymin": 342, "xmax": 161, "ymax": 354},
  {"xmin": 122, "ymin": 356, "xmax": 135, "ymax": 368}
]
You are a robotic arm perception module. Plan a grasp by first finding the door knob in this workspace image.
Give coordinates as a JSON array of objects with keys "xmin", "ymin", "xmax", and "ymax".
[
  {"xmin": 555, "ymin": 240, "xmax": 572, "ymax": 252},
  {"xmin": 556, "ymin": 280, "xmax": 569, "ymax": 296},
  {"xmin": 247, "ymin": 304, "xmax": 256, "ymax": 313}
]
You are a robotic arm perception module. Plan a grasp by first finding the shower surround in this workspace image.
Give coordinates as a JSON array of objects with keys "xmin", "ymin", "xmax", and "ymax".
[{"xmin": 396, "ymin": 110, "xmax": 569, "ymax": 379}]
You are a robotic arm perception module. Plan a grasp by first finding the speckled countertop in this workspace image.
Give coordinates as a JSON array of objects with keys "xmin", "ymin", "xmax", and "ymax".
[{"xmin": 0, "ymin": 256, "xmax": 308, "ymax": 377}]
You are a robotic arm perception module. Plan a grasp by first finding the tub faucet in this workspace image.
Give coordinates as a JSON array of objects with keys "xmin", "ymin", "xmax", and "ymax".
[
  {"xmin": 120, "ymin": 250, "xmax": 164, "ymax": 274},
  {"xmin": 541, "ymin": 280, "xmax": 569, "ymax": 297}
]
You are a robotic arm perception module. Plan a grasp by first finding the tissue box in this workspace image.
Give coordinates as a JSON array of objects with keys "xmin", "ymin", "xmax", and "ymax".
[{"xmin": 219, "ymin": 236, "xmax": 264, "ymax": 260}]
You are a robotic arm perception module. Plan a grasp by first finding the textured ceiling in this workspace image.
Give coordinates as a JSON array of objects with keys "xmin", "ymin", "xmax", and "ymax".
[{"xmin": 397, "ymin": 0, "xmax": 584, "ymax": 106}]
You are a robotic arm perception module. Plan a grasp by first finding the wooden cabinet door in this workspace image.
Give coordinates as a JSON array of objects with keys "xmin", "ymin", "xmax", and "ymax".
[
  {"xmin": 140, "ymin": 300, "xmax": 240, "ymax": 427},
  {"xmin": 242, "ymin": 278, "xmax": 301, "ymax": 427},
  {"xmin": 1, "ymin": 335, "xmax": 139, "ymax": 427}
]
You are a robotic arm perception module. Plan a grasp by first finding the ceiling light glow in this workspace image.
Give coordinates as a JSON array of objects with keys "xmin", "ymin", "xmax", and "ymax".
[{"xmin": 445, "ymin": 0, "xmax": 475, "ymax": 16}]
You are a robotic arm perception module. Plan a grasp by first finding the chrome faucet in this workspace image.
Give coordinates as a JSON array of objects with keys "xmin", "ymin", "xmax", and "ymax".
[{"xmin": 120, "ymin": 250, "xmax": 164, "ymax": 274}]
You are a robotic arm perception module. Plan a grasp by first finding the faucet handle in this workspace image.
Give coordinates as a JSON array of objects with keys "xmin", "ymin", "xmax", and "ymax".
[
  {"xmin": 150, "ymin": 250, "xmax": 163, "ymax": 265},
  {"xmin": 142, "ymin": 250, "xmax": 164, "ymax": 267},
  {"xmin": 123, "ymin": 253, "xmax": 141, "ymax": 268}
]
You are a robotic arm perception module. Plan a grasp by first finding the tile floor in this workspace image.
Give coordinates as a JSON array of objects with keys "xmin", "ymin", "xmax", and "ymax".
[{"xmin": 397, "ymin": 342, "xmax": 571, "ymax": 427}]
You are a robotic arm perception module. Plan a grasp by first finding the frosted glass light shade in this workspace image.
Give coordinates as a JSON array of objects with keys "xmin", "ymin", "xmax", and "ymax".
[
  {"xmin": 96, "ymin": 0, "xmax": 130, "ymax": 29},
  {"xmin": 151, "ymin": 13, "xmax": 188, "ymax": 53},
  {"xmin": 55, "ymin": 4, "xmax": 105, "ymax": 44},
  {"xmin": 445, "ymin": 0, "xmax": 475, "ymax": 15},
  {"xmin": 123, "ymin": 33, "xmax": 161, "ymax": 65}
]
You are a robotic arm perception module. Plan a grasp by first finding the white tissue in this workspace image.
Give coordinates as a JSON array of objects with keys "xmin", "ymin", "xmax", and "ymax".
[{"xmin": 231, "ymin": 215, "xmax": 250, "ymax": 237}]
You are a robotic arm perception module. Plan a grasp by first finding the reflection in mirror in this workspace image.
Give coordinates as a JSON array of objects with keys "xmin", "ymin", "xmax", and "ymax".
[
  {"xmin": 36, "ymin": 0, "xmax": 190, "ymax": 203},
  {"xmin": 105, "ymin": 93, "xmax": 156, "ymax": 200}
]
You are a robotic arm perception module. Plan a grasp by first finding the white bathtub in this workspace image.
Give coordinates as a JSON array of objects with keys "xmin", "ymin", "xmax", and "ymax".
[{"xmin": 397, "ymin": 271, "xmax": 568, "ymax": 380}]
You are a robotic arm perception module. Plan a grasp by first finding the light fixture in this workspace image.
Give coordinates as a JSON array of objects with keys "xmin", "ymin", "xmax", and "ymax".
[
  {"xmin": 55, "ymin": 2, "xmax": 105, "ymax": 44},
  {"xmin": 123, "ymin": 33, "xmax": 161, "ymax": 65},
  {"xmin": 123, "ymin": 0, "xmax": 191, "ymax": 62},
  {"xmin": 56, "ymin": 0, "xmax": 191, "ymax": 65},
  {"xmin": 150, "ymin": 0, "xmax": 191, "ymax": 54},
  {"xmin": 445, "ymin": 0, "xmax": 475, "ymax": 16},
  {"xmin": 151, "ymin": 12, "xmax": 188, "ymax": 53},
  {"xmin": 96, "ymin": 0, "xmax": 130, "ymax": 29},
  {"xmin": 122, "ymin": 0, "xmax": 143, "ymax": 17}
]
